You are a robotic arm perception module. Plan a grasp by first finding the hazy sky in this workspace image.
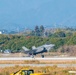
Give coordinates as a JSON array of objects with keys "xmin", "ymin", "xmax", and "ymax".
[{"xmin": 0, "ymin": 0, "xmax": 76, "ymax": 30}]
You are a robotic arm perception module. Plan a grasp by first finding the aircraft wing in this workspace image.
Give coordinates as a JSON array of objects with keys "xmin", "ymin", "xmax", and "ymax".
[
  {"xmin": 35, "ymin": 47, "xmax": 43, "ymax": 52},
  {"xmin": 32, "ymin": 46, "xmax": 36, "ymax": 49},
  {"xmin": 22, "ymin": 46, "xmax": 37, "ymax": 54}
]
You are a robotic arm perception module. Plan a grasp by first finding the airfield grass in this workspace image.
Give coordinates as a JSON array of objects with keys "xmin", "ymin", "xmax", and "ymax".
[
  {"xmin": 0, "ymin": 60, "xmax": 76, "ymax": 64},
  {"xmin": 0, "ymin": 65, "xmax": 75, "ymax": 75}
]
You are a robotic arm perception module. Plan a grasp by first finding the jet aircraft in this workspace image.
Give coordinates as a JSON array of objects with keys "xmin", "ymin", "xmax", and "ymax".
[{"xmin": 22, "ymin": 44, "xmax": 55, "ymax": 57}]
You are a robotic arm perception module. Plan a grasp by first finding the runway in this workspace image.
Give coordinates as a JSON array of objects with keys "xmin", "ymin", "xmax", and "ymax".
[
  {"xmin": 0, "ymin": 57, "xmax": 76, "ymax": 68},
  {"xmin": 0, "ymin": 57, "xmax": 76, "ymax": 60},
  {"xmin": 0, "ymin": 64, "xmax": 76, "ymax": 67}
]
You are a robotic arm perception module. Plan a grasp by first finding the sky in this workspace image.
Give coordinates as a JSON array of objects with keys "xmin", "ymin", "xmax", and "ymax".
[{"xmin": 0, "ymin": 0, "xmax": 76, "ymax": 30}]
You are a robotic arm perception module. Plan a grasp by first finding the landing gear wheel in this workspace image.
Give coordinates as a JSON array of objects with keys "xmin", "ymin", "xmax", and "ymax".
[{"xmin": 41, "ymin": 55, "xmax": 44, "ymax": 58}]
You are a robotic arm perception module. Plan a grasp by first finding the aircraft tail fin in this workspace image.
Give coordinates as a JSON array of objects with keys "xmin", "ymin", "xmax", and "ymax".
[
  {"xmin": 32, "ymin": 46, "xmax": 36, "ymax": 49},
  {"xmin": 22, "ymin": 46, "xmax": 29, "ymax": 51}
]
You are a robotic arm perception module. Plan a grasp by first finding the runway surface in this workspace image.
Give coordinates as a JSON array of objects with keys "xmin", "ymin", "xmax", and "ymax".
[
  {"xmin": 0, "ymin": 57, "xmax": 76, "ymax": 68},
  {"xmin": 0, "ymin": 64, "xmax": 76, "ymax": 67},
  {"xmin": 0, "ymin": 57, "xmax": 76, "ymax": 60}
]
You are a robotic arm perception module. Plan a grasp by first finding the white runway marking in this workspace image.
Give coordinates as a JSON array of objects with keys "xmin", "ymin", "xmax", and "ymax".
[{"xmin": 0, "ymin": 57, "xmax": 76, "ymax": 60}]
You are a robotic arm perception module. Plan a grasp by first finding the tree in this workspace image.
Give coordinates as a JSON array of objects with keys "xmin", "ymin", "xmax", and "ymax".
[
  {"xmin": 40, "ymin": 25, "xmax": 44, "ymax": 32},
  {"xmin": 35, "ymin": 25, "xmax": 40, "ymax": 36},
  {"xmin": 40, "ymin": 25, "xmax": 44, "ymax": 36},
  {"xmin": 53, "ymin": 31, "xmax": 66, "ymax": 37}
]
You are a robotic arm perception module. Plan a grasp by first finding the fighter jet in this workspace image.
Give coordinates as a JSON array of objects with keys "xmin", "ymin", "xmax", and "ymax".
[{"xmin": 22, "ymin": 44, "xmax": 55, "ymax": 57}]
